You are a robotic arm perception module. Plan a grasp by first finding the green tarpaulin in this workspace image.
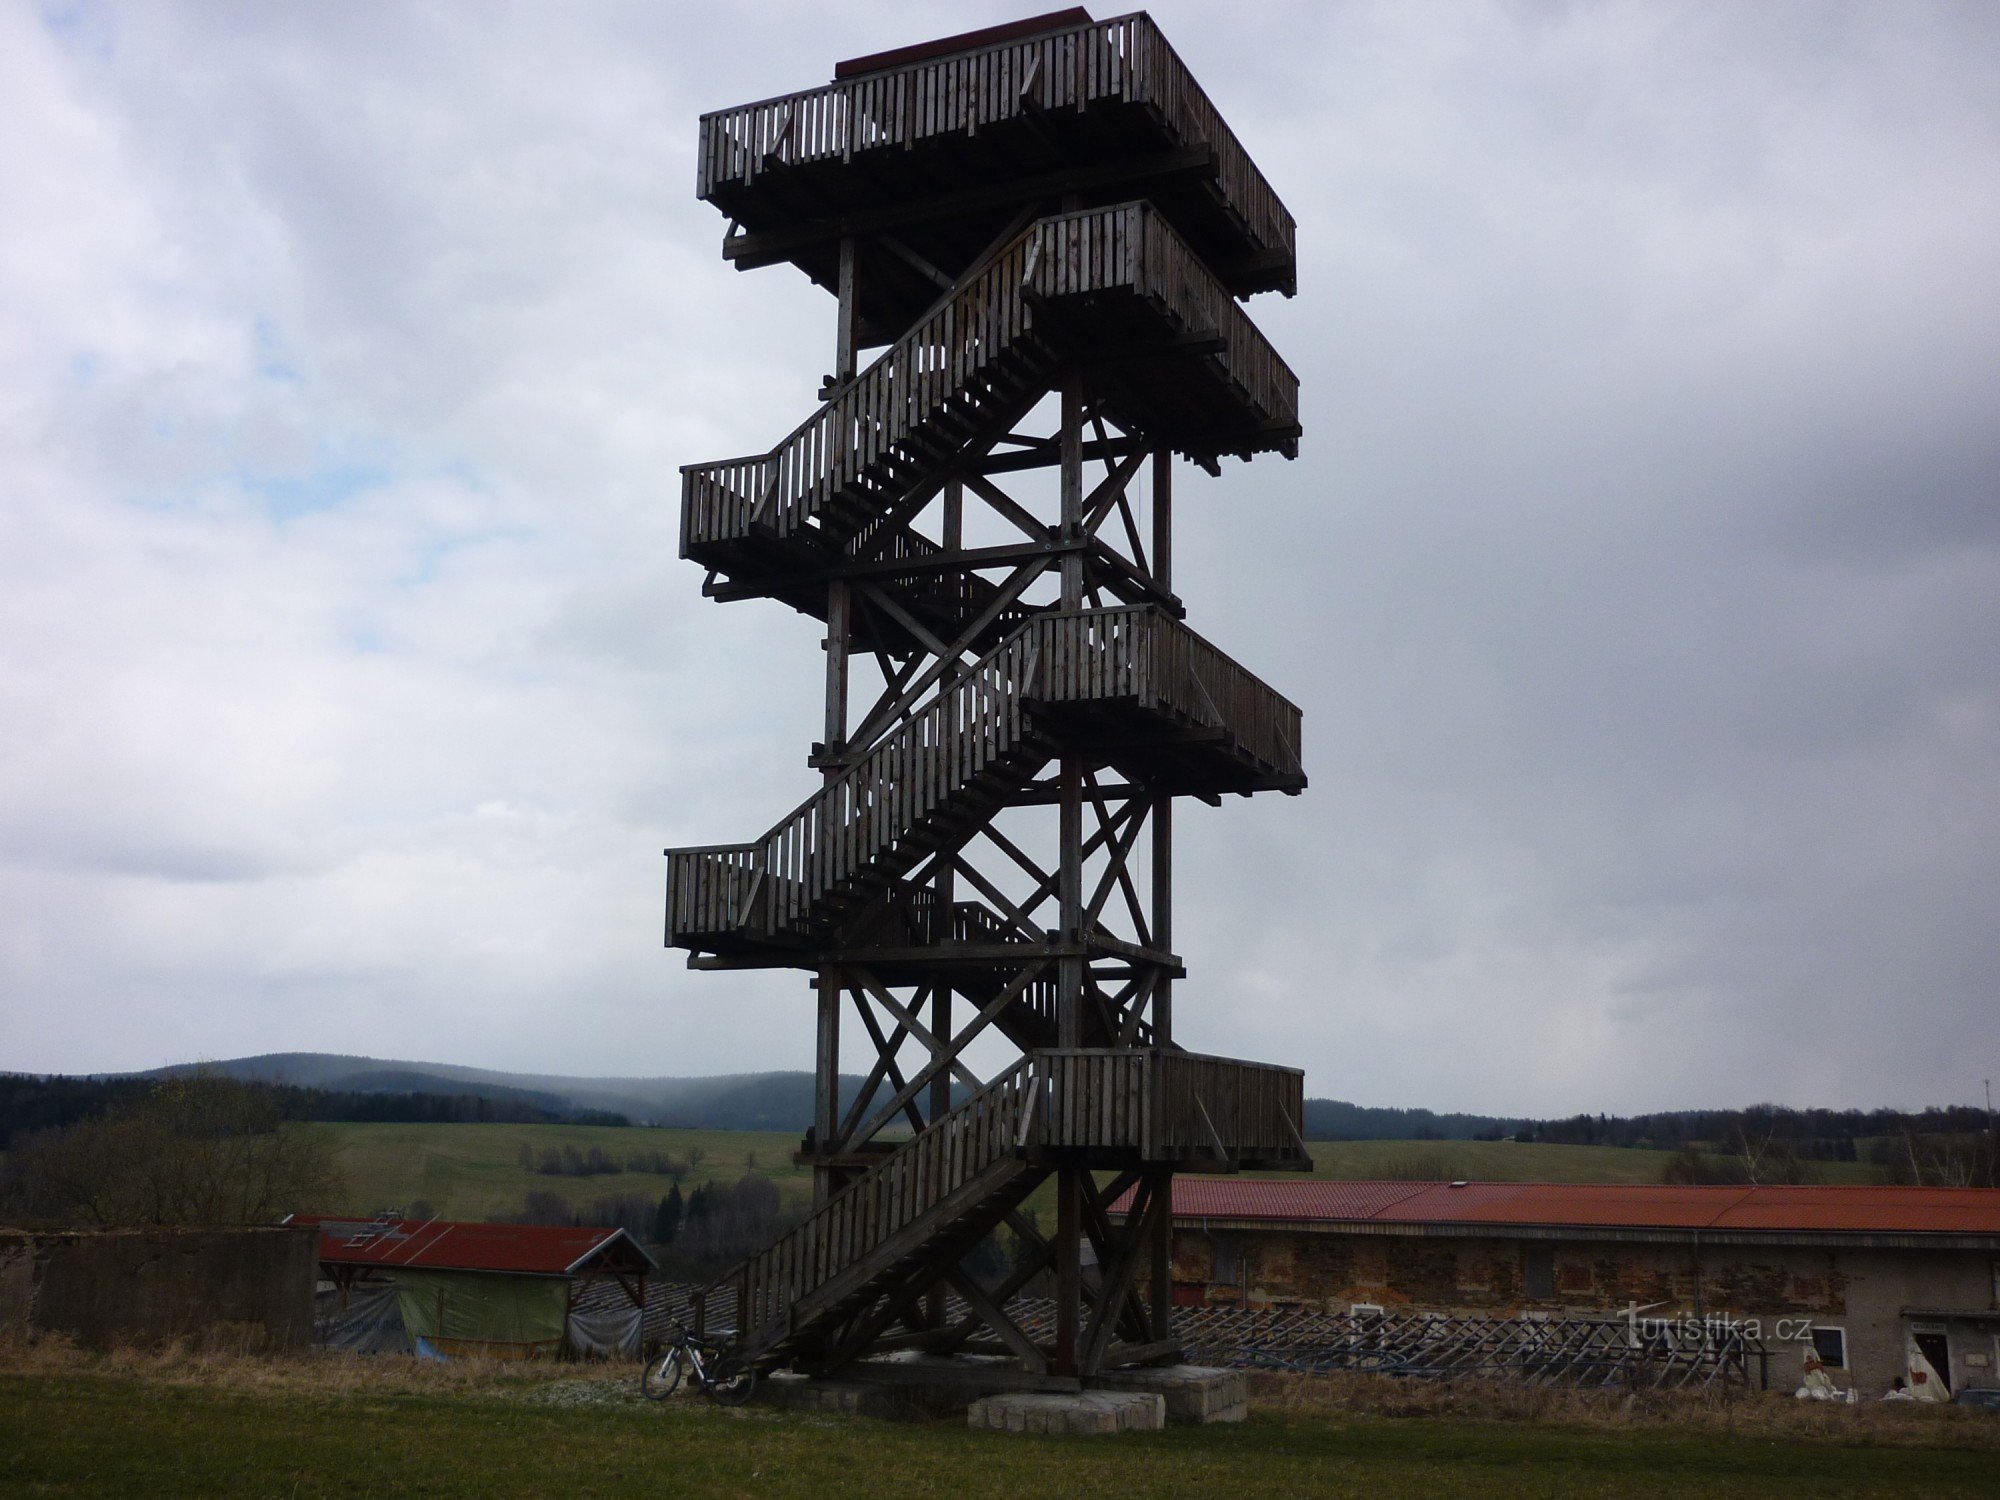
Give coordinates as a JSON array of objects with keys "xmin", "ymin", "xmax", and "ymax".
[{"xmin": 391, "ymin": 1270, "xmax": 568, "ymax": 1358}]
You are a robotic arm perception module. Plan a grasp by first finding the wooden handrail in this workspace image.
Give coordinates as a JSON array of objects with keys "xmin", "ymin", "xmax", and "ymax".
[
  {"xmin": 713, "ymin": 1045, "xmax": 1305, "ymax": 1352},
  {"xmin": 680, "ymin": 201, "xmax": 1298, "ymax": 562},
  {"xmin": 696, "ymin": 13, "xmax": 1295, "ymax": 275},
  {"xmin": 725, "ymin": 1054, "xmax": 1040, "ymax": 1342},
  {"xmin": 664, "ymin": 605, "xmax": 1302, "ymax": 945}
]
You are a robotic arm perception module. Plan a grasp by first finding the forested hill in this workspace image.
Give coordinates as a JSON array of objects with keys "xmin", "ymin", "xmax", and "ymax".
[
  {"xmin": 116, "ymin": 1054, "xmax": 905, "ymax": 1133},
  {"xmin": 1, "ymin": 1052, "xmax": 1982, "ymax": 1152}
]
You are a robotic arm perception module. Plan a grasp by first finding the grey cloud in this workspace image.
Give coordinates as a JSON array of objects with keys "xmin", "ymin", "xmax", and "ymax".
[{"xmin": 1, "ymin": 1, "xmax": 1994, "ymax": 1111}]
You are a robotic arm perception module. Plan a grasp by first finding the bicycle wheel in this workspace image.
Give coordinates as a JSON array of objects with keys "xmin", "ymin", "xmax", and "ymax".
[
  {"xmin": 707, "ymin": 1356, "xmax": 757, "ymax": 1407},
  {"xmin": 640, "ymin": 1346, "xmax": 688, "ymax": 1400}
]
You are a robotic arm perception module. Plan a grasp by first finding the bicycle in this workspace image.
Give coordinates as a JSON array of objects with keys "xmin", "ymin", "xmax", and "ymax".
[{"xmin": 640, "ymin": 1320, "xmax": 757, "ymax": 1406}]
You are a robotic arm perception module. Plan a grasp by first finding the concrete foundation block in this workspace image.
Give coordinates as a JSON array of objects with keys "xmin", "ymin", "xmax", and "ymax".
[
  {"xmin": 1091, "ymin": 1364, "xmax": 1247, "ymax": 1424},
  {"xmin": 967, "ymin": 1390, "xmax": 1165, "ymax": 1435},
  {"xmin": 756, "ymin": 1371, "xmax": 928, "ymax": 1418}
]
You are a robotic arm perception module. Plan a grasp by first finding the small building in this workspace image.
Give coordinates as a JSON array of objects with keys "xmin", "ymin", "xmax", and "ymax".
[
  {"xmin": 291, "ymin": 1215, "xmax": 655, "ymax": 1360},
  {"xmin": 1157, "ymin": 1180, "xmax": 2000, "ymax": 1400}
]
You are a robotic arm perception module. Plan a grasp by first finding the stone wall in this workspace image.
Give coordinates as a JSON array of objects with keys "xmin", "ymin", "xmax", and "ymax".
[
  {"xmin": 1171, "ymin": 1226, "xmax": 1998, "ymax": 1396},
  {"xmin": 0, "ymin": 1226, "xmax": 316, "ymax": 1352}
]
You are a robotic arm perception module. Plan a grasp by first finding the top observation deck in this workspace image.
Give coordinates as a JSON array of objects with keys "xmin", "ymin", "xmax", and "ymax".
[{"xmin": 698, "ymin": 10, "xmax": 1297, "ymax": 342}]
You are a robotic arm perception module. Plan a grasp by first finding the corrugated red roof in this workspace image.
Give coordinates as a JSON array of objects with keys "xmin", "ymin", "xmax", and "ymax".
[
  {"xmin": 1144, "ymin": 1180, "xmax": 2000, "ymax": 1236},
  {"xmin": 290, "ymin": 1215, "xmax": 655, "ymax": 1276}
]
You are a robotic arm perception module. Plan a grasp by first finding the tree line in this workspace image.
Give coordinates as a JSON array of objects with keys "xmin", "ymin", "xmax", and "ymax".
[
  {"xmin": 0, "ymin": 1072, "xmax": 626, "ymax": 1150},
  {"xmin": 510, "ymin": 1173, "xmax": 791, "ymax": 1281},
  {"xmin": 1, "ymin": 1073, "xmax": 343, "ymax": 1226}
]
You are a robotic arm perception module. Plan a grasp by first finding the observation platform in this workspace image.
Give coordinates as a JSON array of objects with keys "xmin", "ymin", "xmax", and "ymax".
[{"xmin": 699, "ymin": 10, "xmax": 1297, "ymax": 342}]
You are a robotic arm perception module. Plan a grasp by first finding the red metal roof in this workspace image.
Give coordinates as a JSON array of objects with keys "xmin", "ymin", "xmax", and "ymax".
[
  {"xmin": 289, "ymin": 1215, "xmax": 655, "ymax": 1276},
  {"xmin": 1146, "ymin": 1180, "xmax": 2000, "ymax": 1237},
  {"xmin": 835, "ymin": 10, "xmax": 1094, "ymax": 80}
]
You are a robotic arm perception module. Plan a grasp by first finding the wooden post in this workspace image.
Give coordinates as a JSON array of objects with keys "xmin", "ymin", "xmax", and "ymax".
[
  {"xmin": 1148, "ymin": 1166, "xmax": 1173, "ymax": 1342},
  {"xmin": 1151, "ymin": 445, "xmax": 1172, "ymax": 594},
  {"xmin": 1054, "ymin": 1166, "xmax": 1083, "ymax": 1375},
  {"xmin": 823, "ymin": 577, "xmax": 850, "ymax": 770},
  {"xmin": 1060, "ymin": 372, "xmax": 1084, "ymax": 611},
  {"xmin": 1058, "ymin": 755, "xmax": 1084, "ymax": 1049},
  {"xmin": 1152, "ymin": 790, "xmax": 1172, "ymax": 1045},
  {"xmin": 814, "ymin": 967, "xmax": 841, "ymax": 1206},
  {"xmin": 1058, "ymin": 370, "xmax": 1087, "ymax": 1052},
  {"xmin": 835, "ymin": 236, "xmax": 857, "ymax": 382},
  {"xmin": 925, "ymin": 978, "xmax": 953, "ymax": 1328}
]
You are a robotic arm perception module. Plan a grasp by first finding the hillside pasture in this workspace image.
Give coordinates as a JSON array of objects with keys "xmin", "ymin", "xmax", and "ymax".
[
  {"xmin": 314, "ymin": 1121, "xmax": 812, "ymax": 1222},
  {"xmin": 311, "ymin": 1122, "xmax": 1882, "ymax": 1228}
]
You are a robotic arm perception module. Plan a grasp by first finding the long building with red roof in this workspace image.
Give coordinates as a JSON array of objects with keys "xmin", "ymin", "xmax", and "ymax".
[{"xmin": 1137, "ymin": 1179, "xmax": 2000, "ymax": 1400}]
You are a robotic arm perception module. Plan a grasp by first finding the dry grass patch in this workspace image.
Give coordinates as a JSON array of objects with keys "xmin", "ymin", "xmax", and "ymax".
[
  {"xmin": 1248, "ymin": 1370, "xmax": 2000, "ymax": 1449},
  {"xmin": 0, "ymin": 1330, "xmax": 635, "ymax": 1402}
]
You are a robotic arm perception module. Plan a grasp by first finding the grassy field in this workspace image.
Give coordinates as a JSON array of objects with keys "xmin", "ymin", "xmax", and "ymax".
[
  {"xmin": 313, "ymin": 1122, "xmax": 1882, "ymax": 1226},
  {"xmin": 314, "ymin": 1121, "xmax": 813, "ymax": 1221},
  {"xmin": 3, "ymin": 1357, "xmax": 1995, "ymax": 1500}
]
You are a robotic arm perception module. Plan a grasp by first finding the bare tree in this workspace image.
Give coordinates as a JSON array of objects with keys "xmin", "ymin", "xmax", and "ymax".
[{"xmin": 1, "ymin": 1072, "xmax": 343, "ymax": 1226}]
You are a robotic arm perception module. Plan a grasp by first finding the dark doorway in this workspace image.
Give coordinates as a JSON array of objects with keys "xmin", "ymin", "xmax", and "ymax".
[{"xmin": 1913, "ymin": 1329, "xmax": 1953, "ymax": 1394}]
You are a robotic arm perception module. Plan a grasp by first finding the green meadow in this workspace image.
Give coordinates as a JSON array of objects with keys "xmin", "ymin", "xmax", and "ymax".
[
  {"xmin": 3, "ymin": 1365, "xmax": 1993, "ymax": 1500},
  {"xmin": 313, "ymin": 1121, "xmax": 1879, "ymax": 1227}
]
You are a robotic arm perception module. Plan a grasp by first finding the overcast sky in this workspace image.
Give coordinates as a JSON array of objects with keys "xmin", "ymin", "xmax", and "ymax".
[{"xmin": 2, "ymin": 1, "xmax": 1996, "ymax": 1116}]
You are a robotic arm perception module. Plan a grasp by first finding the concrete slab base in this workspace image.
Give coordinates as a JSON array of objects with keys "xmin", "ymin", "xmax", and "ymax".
[
  {"xmin": 755, "ymin": 1372, "xmax": 893, "ymax": 1417},
  {"xmin": 1092, "ymin": 1364, "xmax": 1248, "ymax": 1424},
  {"xmin": 753, "ymin": 1354, "xmax": 1240, "ymax": 1430},
  {"xmin": 967, "ymin": 1390, "xmax": 1166, "ymax": 1435}
]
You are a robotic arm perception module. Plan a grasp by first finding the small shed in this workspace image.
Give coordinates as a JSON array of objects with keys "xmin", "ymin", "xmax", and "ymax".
[{"xmin": 291, "ymin": 1214, "xmax": 655, "ymax": 1360}]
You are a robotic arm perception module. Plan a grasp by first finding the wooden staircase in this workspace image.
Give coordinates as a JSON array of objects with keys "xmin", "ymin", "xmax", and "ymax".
[
  {"xmin": 710, "ymin": 1046, "xmax": 1309, "ymax": 1372},
  {"xmin": 680, "ymin": 202, "xmax": 1299, "ymax": 639},
  {"xmin": 722, "ymin": 1057, "xmax": 1047, "ymax": 1372},
  {"xmin": 666, "ymin": 604, "xmax": 1303, "ymax": 953}
]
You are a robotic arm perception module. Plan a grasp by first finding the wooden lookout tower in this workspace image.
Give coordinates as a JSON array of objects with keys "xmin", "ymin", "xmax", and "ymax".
[{"xmin": 666, "ymin": 9, "xmax": 1310, "ymax": 1381}]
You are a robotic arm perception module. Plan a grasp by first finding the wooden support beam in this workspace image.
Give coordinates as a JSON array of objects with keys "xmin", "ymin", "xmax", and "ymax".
[
  {"xmin": 1054, "ymin": 1166, "xmax": 1082, "ymax": 1376},
  {"xmin": 944, "ymin": 1265, "xmax": 1048, "ymax": 1373},
  {"xmin": 813, "ymin": 967, "xmax": 841, "ymax": 1205},
  {"xmin": 704, "ymin": 538, "xmax": 1073, "ymax": 604},
  {"xmin": 822, "ymin": 578, "xmax": 849, "ymax": 767},
  {"xmin": 1081, "ymin": 1179, "xmax": 1156, "ymax": 1371},
  {"xmin": 847, "ymin": 984, "xmax": 930, "ymax": 1137},
  {"xmin": 834, "ymin": 237, "xmax": 857, "ymax": 383},
  {"xmin": 720, "ymin": 146, "xmax": 1217, "ymax": 270},
  {"xmin": 843, "ymin": 552, "xmax": 1054, "ymax": 753},
  {"xmin": 847, "ymin": 962, "xmax": 1047, "ymax": 1147}
]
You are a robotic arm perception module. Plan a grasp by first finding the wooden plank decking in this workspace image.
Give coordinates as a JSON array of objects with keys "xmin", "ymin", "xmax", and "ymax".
[{"xmin": 697, "ymin": 12, "xmax": 1296, "ymax": 301}]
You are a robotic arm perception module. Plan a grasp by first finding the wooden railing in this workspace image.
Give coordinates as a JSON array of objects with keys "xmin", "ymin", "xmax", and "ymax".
[
  {"xmin": 680, "ymin": 202, "xmax": 1298, "ymax": 560},
  {"xmin": 730, "ymin": 1055, "xmax": 1040, "ymax": 1342},
  {"xmin": 1030, "ymin": 605, "xmax": 1305, "ymax": 782},
  {"xmin": 682, "ymin": 225, "xmax": 1041, "ymax": 558},
  {"xmin": 696, "ymin": 12, "xmax": 1295, "ymax": 276},
  {"xmin": 1029, "ymin": 202, "xmax": 1298, "ymax": 437},
  {"xmin": 1037, "ymin": 1049, "xmax": 1307, "ymax": 1164},
  {"xmin": 665, "ymin": 606, "xmax": 1302, "ymax": 945},
  {"xmin": 666, "ymin": 610, "xmax": 1042, "ymax": 942},
  {"xmin": 716, "ymin": 1046, "xmax": 1304, "ymax": 1348},
  {"xmin": 1151, "ymin": 1051, "xmax": 1308, "ymax": 1164}
]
